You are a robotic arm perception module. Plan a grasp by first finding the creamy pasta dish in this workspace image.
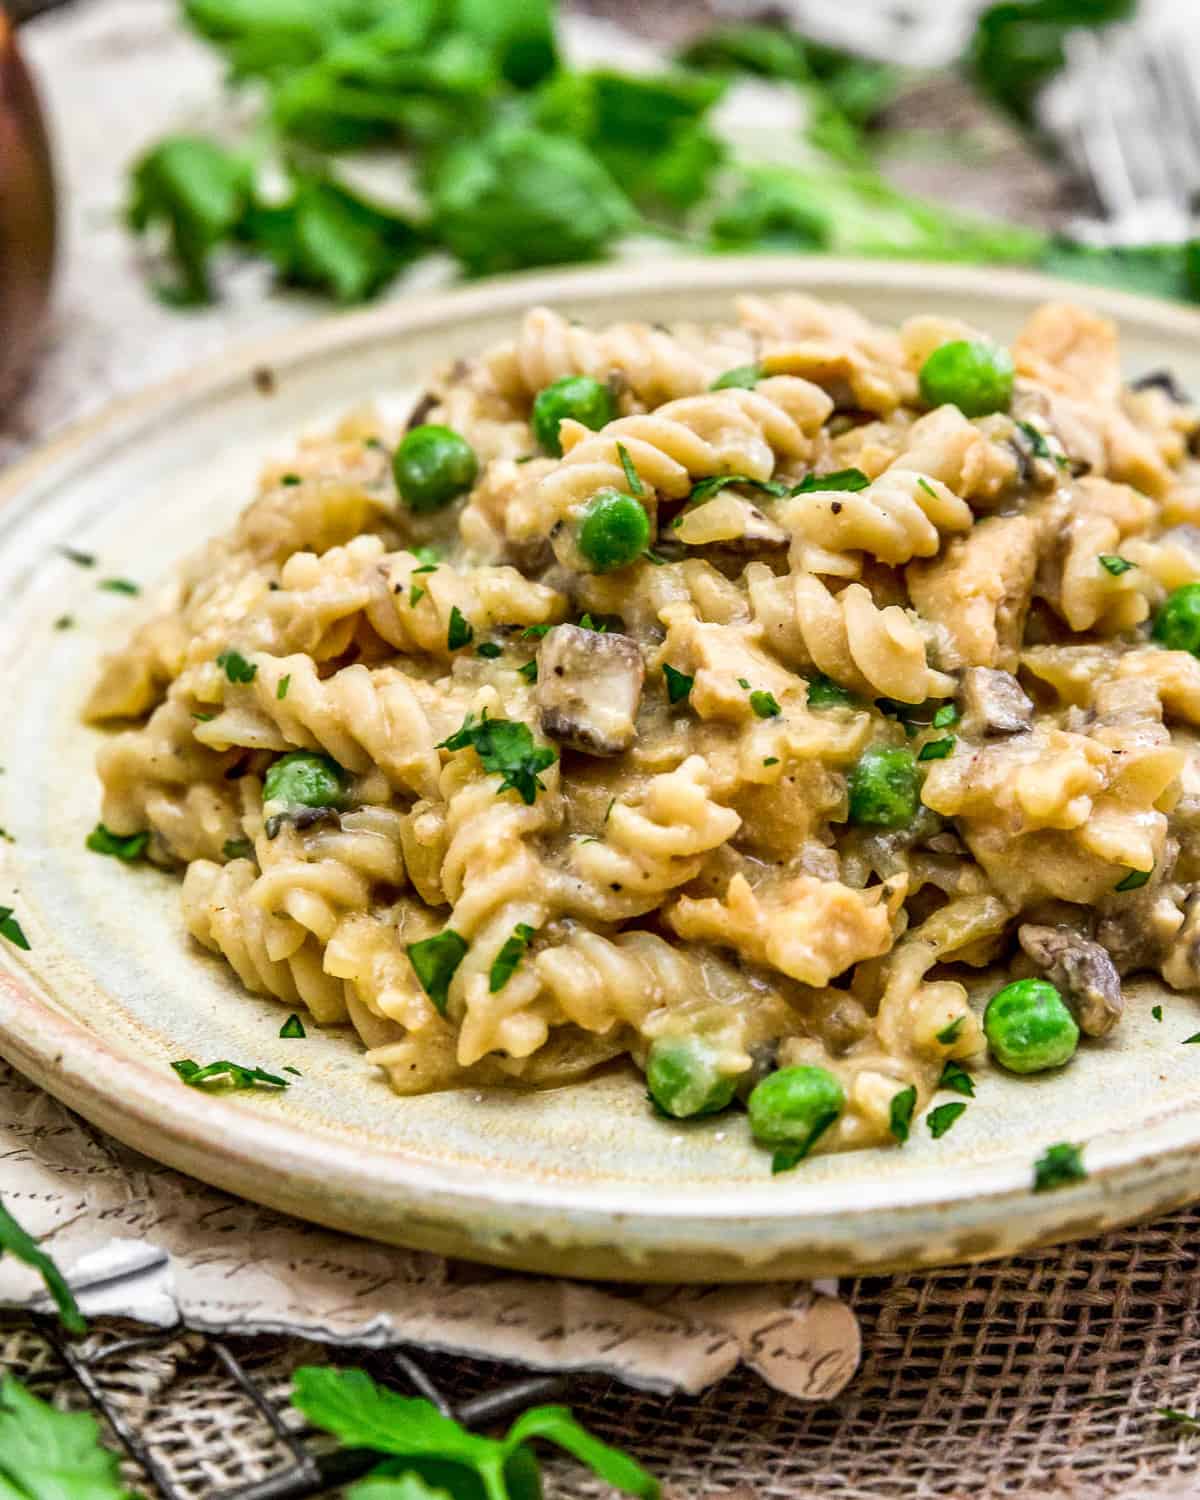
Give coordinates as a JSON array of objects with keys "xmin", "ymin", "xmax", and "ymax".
[{"xmin": 85, "ymin": 292, "xmax": 1200, "ymax": 1170}]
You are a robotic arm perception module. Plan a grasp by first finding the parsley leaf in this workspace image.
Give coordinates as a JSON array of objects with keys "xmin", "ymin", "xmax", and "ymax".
[
  {"xmin": 0, "ymin": 1375, "xmax": 129, "ymax": 1497},
  {"xmin": 172, "ymin": 1059, "xmax": 289, "ymax": 1089},
  {"xmin": 617, "ymin": 441, "xmax": 643, "ymax": 497},
  {"xmin": 710, "ymin": 363, "xmax": 762, "ymax": 390},
  {"xmin": 277, "ymin": 674, "xmax": 291, "ymax": 700},
  {"xmin": 1016, "ymin": 419, "xmax": 1053, "ymax": 460},
  {"xmin": 687, "ymin": 473, "xmax": 790, "ymax": 506},
  {"xmin": 1115, "ymin": 867, "xmax": 1152, "ymax": 892},
  {"xmin": 477, "ymin": 641, "xmax": 503, "ymax": 659},
  {"xmin": 223, "ymin": 837, "xmax": 255, "ymax": 861},
  {"xmin": 293, "ymin": 1366, "xmax": 659, "ymax": 1499},
  {"xmin": 217, "ymin": 649, "xmax": 257, "ymax": 683},
  {"xmin": 517, "ymin": 659, "xmax": 538, "ymax": 683},
  {"xmin": 438, "ymin": 714, "xmax": 557, "ymax": 804},
  {"xmin": 0, "ymin": 907, "xmax": 30, "ymax": 951},
  {"xmin": 663, "ymin": 663, "xmax": 693, "ymax": 704},
  {"xmin": 936, "ymin": 1016, "xmax": 964, "ymax": 1045},
  {"xmin": 771, "ymin": 1108, "xmax": 840, "ymax": 1174},
  {"xmin": 932, "ymin": 703, "xmax": 959, "ymax": 729},
  {"xmin": 918, "ymin": 736, "xmax": 955, "ymax": 761},
  {"xmin": 60, "ymin": 546, "xmax": 96, "ymax": 568},
  {"xmin": 412, "ymin": 546, "xmax": 441, "ymax": 567},
  {"xmin": 0, "ymin": 1198, "xmax": 87, "ymax": 1334},
  {"xmin": 127, "ymin": 135, "xmax": 251, "ymax": 304},
  {"xmin": 99, "ymin": 578, "xmax": 141, "ymax": 595},
  {"xmin": 280, "ymin": 1013, "xmax": 306, "ymax": 1039},
  {"xmin": 749, "ymin": 689, "xmax": 781, "ymax": 718},
  {"xmin": 86, "ymin": 823, "xmax": 149, "ymax": 862},
  {"xmin": 807, "ymin": 673, "xmax": 856, "ymax": 709},
  {"xmin": 407, "ymin": 930, "xmax": 469, "ymax": 1016},
  {"xmin": 791, "ymin": 467, "xmax": 870, "ymax": 494},
  {"xmin": 938, "ymin": 1060, "xmax": 975, "ymax": 1098},
  {"xmin": 927, "ymin": 1101, "xmax": 967, "ymax": 1139},
  {"xmin": 1033, "ymin": 1141, "xmax": 1086, "ymax": 1192},
  {"xmin": 521, "ymin": 623, "xmax": 552, "ymax": 639},
  {"xmin": 888, "ymin": 1085, "xmax": 917, "ymax": 1144},
  {"xmin": 1099, "ymin": 554, "xmax": 1135, "ymax": 576},
  {"xmin": 1152, "ymin": 1004, "xmax": 1164, "ymax": 1022},
  {"xmin": 447, "ymin": 606, "xmax": 474, "ymax": 651},
  {"xmin": 489, "ymin": 923, "xmax": 537, "ymax": 993},
  {"xmin": 410, "ymin": 585, "xmax": 426, "ymax": 607}
]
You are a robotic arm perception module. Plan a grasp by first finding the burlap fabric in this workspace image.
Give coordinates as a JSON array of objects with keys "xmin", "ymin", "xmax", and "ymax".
[
  {"xmin": 8, "ymin": 1208, "xmax": 1200, "ymax": 1498},
  {"xmin": 6, "ymin": 2, "xmax": 1197, "ymax": 1495}
]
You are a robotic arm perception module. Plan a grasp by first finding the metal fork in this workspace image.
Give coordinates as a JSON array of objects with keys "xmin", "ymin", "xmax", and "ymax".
[{"xmin": 1040, "ymin": 16, "xmax": 1200, "ymax": 245}]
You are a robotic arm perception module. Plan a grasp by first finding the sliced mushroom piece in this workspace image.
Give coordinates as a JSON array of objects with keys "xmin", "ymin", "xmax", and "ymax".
[
  {"xmin": 536, "ymin": 624, "xmax": 644, "ymax": 757},
  {"xmin": 959, "ymin": 667, "xmax": 1034, "ymax": 738},
  {"xmin": 1017, "ymin": 923, "xmax": 1124, "ymax": 1036}
]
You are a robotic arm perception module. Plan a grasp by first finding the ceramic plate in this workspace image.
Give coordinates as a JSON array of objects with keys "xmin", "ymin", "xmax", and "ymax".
[{"xmin": 4, "ymin": 257, "xmax": 1200, "ymax": 1282}]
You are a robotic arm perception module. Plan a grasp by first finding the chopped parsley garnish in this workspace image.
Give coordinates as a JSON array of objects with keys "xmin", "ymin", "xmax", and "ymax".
[
  {"xmin": 489, "ymin": 922, "xmax": 537, "ymax": 993},
  {"xmin": 875, "ymin": 698, "xmax": 922, "ymax": 736},
  {"xmin": 522, "ymin": 623, "xmax": 552, "ymax": 639},
  {"xmin": 663, "ymin": 664, "xmax": 693, "ymax": 704},
  {"xmin": 791, "ymin": 468, "xmax": 870, "ymax": 495},
  {"xmin": 1115, "ymin": 867, "xmax": 1152, "ymax": 892},
  {"xmin": 888, "ymin": 1085, "xmax": 917, "ymax": 1144},
  {"xmin": 687, "ymin": 473, "xmax": 790, "ymax": 507},
  {"xmin": 917, "ymin": 477, "xmax": 938, "ymax": 500},
  {"xmin": 60, "ymin": 546, "xmax": 96, "ymax": 568},
  {"xmin": 217, "ymin": 649, "xmax": 257, "ymax": 683},
  {"xmin": 0, "ymin": 908, "xmax": 30, "ymax": 951},
  {"xmin": 808, "ymin": 674, "xmax": 856, "ymax": 709},
  {"xmin": 938, "ymin": 1059, "xmax": 975, "ymax": 1097},
  {"xmin": 737, "ymin": 677, "xmax": 751, "ymax": 690},
  {"xmin": 1016, "ymin": 419, "xmax": 1052, "ymax": 459},
  {"xmin": 410, "ymin": 584, "xmax": 426, "ymax": 606},
  {"xmin": 281, "ymin": 473, "xmax": 302, "ymax": 485},
  {"xmin": 1183, "ymin": 1032, "xmax": 1200, "ymax": 1045},
  {"xmin": 411, "ymin": 546, "xmax": 440, "ymax": 567},
  {"xmin": 750, "ymin": 689, "xmax": 781, "ymax": 719},
  {"xmin": 928, "ymin": 1101, "xmax": 967, "ymax": 1138},
  {"xmin": 277, "ymin": 674, "xmax": 290, "ymax": 700},
  {"xmin": 1158, "ymin": 1408, "xmax": 1200, "ymax": 1433},
  {"xmin": 437, "ymin": 714, "xmax": 557, "ymax": 805},
  {"xmin": 936, "ymin": 1016, "xmax": 964, "ymax": 1045},
  {"xmin": 172, "ymin": 1058, "xmax": 289, "ymax": 1089},
  {"xmin": 643, "ymin": 548, "xmax": 667, "ymax": 565},
  {"xmin": 412, "ymin": 563, "xmax": 439, "ymax": 575},
  {"xmin": 0, "ymin": 1197, "xmax": 87, "ymax": 1334},
  {"xmin": 99, "ymin": 578, "xmax": 140, "ymax": 595},
  {"xmin": 1152, "ymin": 1004, "xmax": 1164, "ymax": 1022},
  {"xmin": 406, "ymin": 929, "xmax": 468, "ymax": 1015},
  {"xmin": 932, "ymin": 703, "xmax": 960, "ymax": 729},
  {"xmin": 477, "ymin": 641, "xmax": 503, "ymax": 659},
  {"xmin": 577, "ymin": 613, "xmax": 608, "ymax": 632},
  {"xmin": 517, "ymin": 659, "xmax": 538, "ymax": 683},
  {"xmin": 710, "ymin": 363, "xmax": 762, "ymax": 390},
  {"xmin": 222, "ymin": 837, "xmax": 254, "ymax": 860},
  {"xmin": 1099, "ymin": 554, "xmax": 1135, "ymax": 576},
  {"xmin": 617, "ymin": 441, "xmax": 644, "ymax": 497},
  {"xmin": 280, "ymin": 1013, "xmax": 306, "ymax": 1038},
  {"xmin": 772, "ymin": 1108, "xmax": 840, "ymax": 1174},
  {"xmin": 447, "ymin": 605, "xmax": 474, "ymax": 650},
  {"xmin": 284, "ymin": 1065, "xmax": 302, "ymax": 1076},
  {"xmin": 1033, "ymin": 1141, "xmax": 1086, "ymax": 1192},
  {"xmin": 192, "ymin": 711, "xmax": 214, "ymax": 721},
  {"xmin": 918, "ymin": 736, "xmax": 955, "ymax": 761},
  {"xmin": 763, "ymin": 756, "xmax": 779, "ymax": 766},
  {"xmin": 86, "ymin": 823, "xmax": 149, "ymax": 862},
  {"xmin": 54, "ymin": 615, "xmax": 74, "ymax": 630}
]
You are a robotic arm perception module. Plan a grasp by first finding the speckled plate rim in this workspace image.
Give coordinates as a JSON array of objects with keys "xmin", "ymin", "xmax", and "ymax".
[{"xmin": 5, "ymin": 255, "xmax": 1200, "ymax": 1281}]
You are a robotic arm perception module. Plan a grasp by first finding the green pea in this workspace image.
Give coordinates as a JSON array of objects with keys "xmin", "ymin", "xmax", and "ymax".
[
  {"xmin": 263, "ymin": 750, "xmax": 346, "ymax": 809},
  {"xmin": 1152, "ymin": 582, "xmax": 1200, "ymax": 656},
  {"xmin": 577, "ymin": 489, "xmax": 650, "ymax": 572},
  {"xmin": 748, "ymin": 1065, "xmax": 844, "ymax": 1149},
  {"xmin": 847, "ymin": 745, "xmax": 920, "ymax": 828},
  {"xmin": 646, "ymin": 1037, "xmax": 739, "ymax": 1119},
  {"xmin": 984, "ymin": 978, "xmax": 1079, "ymax": 1074},
  {"xmin": 919, "ymin": 339, "xmax": 1014, "ymax": 418},
  {"xmin": 393, "ymin": 424, "xmax": 478, "ymax": 512},
  {"xmin": 532, "ymin": 375, "xmax": 616, "ymax": 457}
]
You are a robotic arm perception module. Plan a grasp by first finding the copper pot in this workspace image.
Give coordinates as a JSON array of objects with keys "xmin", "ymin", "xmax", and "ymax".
[{"xmin": 0, "ymin": 7, "xmax": 55, "ymax": 400}]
